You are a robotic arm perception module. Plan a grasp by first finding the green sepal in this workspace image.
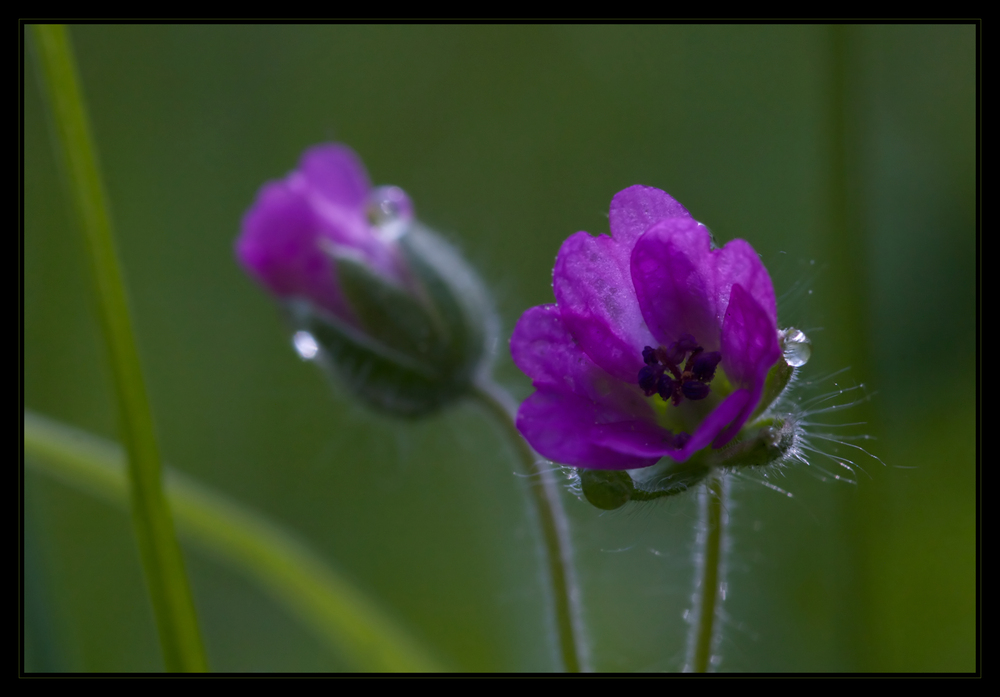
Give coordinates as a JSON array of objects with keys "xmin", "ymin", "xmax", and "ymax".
[
  {"xmin": 288, "ymin": 223, "xmax": 495, "ymax": 418},
  {"xmin": 579, "ymin": 469, "xmax": 635, "ymax": 510},
  {"xmin": 577, "ymin": 456, "xmax": 711, "ymax": 510},
  {"xmin": 707, "ymin": 416, "xmax": 798, "ymax": 470},
  {"xmin": 333, "ymin": 254, "xmax": 444, "ymax": 365},
  {"xmin": 397, "ymin": 223, "xmax": 493, "ymax": 381},
  {"xmin": 287, "ymin": 300, "xmax": 467, "ymax": 417},
  {"xmin": 629, "ymin": 455, "xmax": 711, "ymax": 500},
  {"xmin": 749, "ymin": 357, "xmax": 794, "ymax": 423}
]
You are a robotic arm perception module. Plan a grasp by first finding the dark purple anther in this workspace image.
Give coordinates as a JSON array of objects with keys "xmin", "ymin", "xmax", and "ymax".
[
  {"xmin": 638, "ymin": 365, "xmax": 660, "ymax": 395},
  {"xmin": 642, "ymin": 346, "xmax": 658, "ymax": 365},
  {"xmin": 658, "ymin": 375, "xmax": 677, "ymax": 402},
  {"xmin": 692, "ymin": 351, "xmax": 722, "ymax": 382},
  {"xmin": 681, "ymin": 380, "xmax": 711, "ymax": 401},
  {"xmin": 664, "ymin": 341, "xmax": 686, "ymax": 365}
]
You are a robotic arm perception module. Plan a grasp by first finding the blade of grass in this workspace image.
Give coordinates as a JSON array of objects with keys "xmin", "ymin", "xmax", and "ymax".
[
  {"xmin": 24, "ymin": 411, "xmax": 445, "ymax": 672},
  {"xmin": 30, "ymin": 24, "xmax": 206, "ymax": 671}
]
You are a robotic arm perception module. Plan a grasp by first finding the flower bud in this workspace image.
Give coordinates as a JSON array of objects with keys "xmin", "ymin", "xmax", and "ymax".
[{"xmin": 236, "ymin": 143, "xmax": 494, "ymax": 416}]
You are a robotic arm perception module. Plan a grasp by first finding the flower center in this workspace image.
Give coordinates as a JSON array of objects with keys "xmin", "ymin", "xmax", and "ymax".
[{"xmin": 637, "ymin": 333, "xmax": 722, "ymax": 407}]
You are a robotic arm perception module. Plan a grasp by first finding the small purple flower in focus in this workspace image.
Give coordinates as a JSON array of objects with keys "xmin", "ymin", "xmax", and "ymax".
[
  {"xmin": 511, "ymin": 186, "xmax": 783, "ymax": 471},
  {"xmin": 236, "ymin": 143, "xmax": 412, "ymax": 327}
]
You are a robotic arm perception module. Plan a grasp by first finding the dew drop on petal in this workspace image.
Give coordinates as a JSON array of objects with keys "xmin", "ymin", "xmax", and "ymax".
[
  {"xmin": 781, "ymin": 327, "xmax": 812, "ymax": 367},
  {"xmin": 293, "ymin": 330, "xmax": 320, "ymax": 360}
]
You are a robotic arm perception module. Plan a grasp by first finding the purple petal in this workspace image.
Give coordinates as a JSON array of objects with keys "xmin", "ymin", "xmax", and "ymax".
[
  {"xmin": 715, "ymin": 283, "xmax": 781, "ymax": 447},
  {"xmin": 687, "ymin": 388, "xmax": 751, "ymax": 456},
  {"xmin": 630, "ymin": 217, "xmax": 720, "ymax": 349},
  {"xmin": 289, "ymin": 145, "xmax": 404, "ymax": 284},
  {"xmin": 236, "ymin": 180, "xmax": 352, "ymax": 320},
  {"xmin": 608, "ymin": 185, "xmax": 691, "ymax": 248},
  {"xmin": 552, "ymin": 231, "xmax": 655, "ymax": 382},
  {"xmin": 591, "ymin": 388, "xmax": 750, "ymax": 463},
  {"xmin": 510, "ymin": 305, "xmax": 653, "ymax": 413},
  {"xmin": 720, "ymin": 283, "xmax": 781, "ymax": 388},
  {"xmin": 713, "ymin": 238, "xmax": 777, "ymax": 332},
  {"xmin": 517, "ymin": 389, "xmax": 660, "ymax": 470},
  {"xmin": 296, "ymin": 143, "xmax": 371, "ymax": 210},
  {"xmin": 589, "ymin": 419, "xmax": 682, "ymax": 459}
]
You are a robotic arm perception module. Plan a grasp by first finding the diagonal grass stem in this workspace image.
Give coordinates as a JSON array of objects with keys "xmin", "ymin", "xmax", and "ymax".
[{"xmin": 24, "ymin": 411, "xmax": 444, "ymax": 672}]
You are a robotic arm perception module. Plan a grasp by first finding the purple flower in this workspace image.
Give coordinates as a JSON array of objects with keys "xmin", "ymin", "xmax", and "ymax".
[
  {"xmin": 236, "ymin": 143, "xmax": 413, "ymax": 327},
  {"xmin": 511, "ymin": 186, "xmax": 782, "ymax": 470}
]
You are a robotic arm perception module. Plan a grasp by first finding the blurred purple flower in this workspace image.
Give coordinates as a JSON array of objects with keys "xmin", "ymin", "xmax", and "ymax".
[
  {"xmin": 511, "ymin": 186, "xmax": 781, "ymax": 470},
  {"xmin": 236, "ymin": 143, "xmax": 413, "ymax": 326}
]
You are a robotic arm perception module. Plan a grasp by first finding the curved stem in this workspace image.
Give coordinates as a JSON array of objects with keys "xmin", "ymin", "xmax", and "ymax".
[
  {"xmin": 24, "ymin": 410, "xmax": 445, "ymax": 672},
  {"xmin": 471, "ymin": 379, "xmax": 587, "ymax": 673},
  {"xmin": 689, "ymin": 473, "xmax": 726, "ymax": 673},
  {"xmin": 30, "ymin": 25, "xmax": 206, "ymax": 672}
]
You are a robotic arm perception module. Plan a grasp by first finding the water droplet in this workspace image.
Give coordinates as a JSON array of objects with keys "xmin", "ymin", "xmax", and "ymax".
[
  {"xmin": 720, "ymin": 582, "xmax": 728, "ymax": 600},
  {"xmin": 781, "ymin": 327, "xmax": 812, "ymax": 367},
  {"xmin": 292, "ymin": 331, "xmax": 319, "ymax": 360},
  {"xmin": 368, "ymin": 186, "xmax": 413, "ymax": 241}
]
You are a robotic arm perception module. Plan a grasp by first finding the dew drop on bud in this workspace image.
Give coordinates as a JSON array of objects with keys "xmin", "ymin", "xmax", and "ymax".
[
  {"xmin": 368, "ymin": 186, "xmax": 414, "ymax": 241},
  {"xmin": 781, "ymin": 327, "xmax": 811, "ymax": 367},
  {"xmin": 292, "ymin": 330, "xmax": 320, "ymax": 360}
]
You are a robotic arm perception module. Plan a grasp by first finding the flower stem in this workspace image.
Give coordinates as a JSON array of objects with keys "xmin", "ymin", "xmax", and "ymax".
[
  {"xmin": 24, "ymin": 410, "xmax": 445, "ymax": 672},
  {"xmin": 688, "ymin": 473, "xmax": 727, "ymax": 673},
  {"xmin": 471, "ymin": 379, "xmax": 588, "ymax": 673},
  {"xmin": 30, "ymin": 25, "xmax": 207, "ymax": 672}
]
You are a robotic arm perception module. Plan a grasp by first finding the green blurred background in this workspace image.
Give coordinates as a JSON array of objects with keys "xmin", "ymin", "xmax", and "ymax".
[{"xmin": 24, "ymin": 24, "xmax": 976, "ymax": 672}]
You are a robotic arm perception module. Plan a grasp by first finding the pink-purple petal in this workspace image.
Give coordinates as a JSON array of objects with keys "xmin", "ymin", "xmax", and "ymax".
[
  {"xmin": 517, "ymin": 389, "xmax": 661, "ymax": 470},
  {"xmin": 631, "ymin": 217, "xmax": 720, "ymax": 349},
  {"xmin": 589, "ymin": 420, "xmax": 680, "ymax": 458},
  {"xmin": 715, "ymin": 283, "xmax": 782, "ymax": 447},
  {"xmin": 713, "ymin": 238, "xmax": 777, "ymax": 330},
  {"xmin": 511, "ymin": 305, "xmax": 655, "ymax": 415},
  {"xmin": 552, "ymin": 231, "xmax": 653, "ymax": 382},
  {"xmin": 608, "ymin": 185, "xmax": 691, "ymax": 248},
  {"xmin": 297, "ymin": 143, "xmax": 372, "ymax": 210},
  {"xmin": 237, "ymin": 180, "xmax": 352, "ymax": 320},
  {"xmin": 720, "ymin": 283, "xmax": 781, "ymax": 388}
]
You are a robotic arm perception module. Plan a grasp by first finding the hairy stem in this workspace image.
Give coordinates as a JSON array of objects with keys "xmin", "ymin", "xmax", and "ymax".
[
  {"xmin": 472, "ymin": 379, "xmax": 588, "ymax": 673},
  {"xmin": 688, "ymin": 473, "xmax": 727, "ymax": 673},
  {"xmin": 30, "ymin": 24, "xmax": 207, "ymax": 672}
]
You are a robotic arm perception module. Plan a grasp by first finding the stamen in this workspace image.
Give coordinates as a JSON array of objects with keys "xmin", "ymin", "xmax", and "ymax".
[
  {"xmin": 637, "ymin": 337, "xmax": 723, "ymax": 408},
  {"xmin": 658, "ymin": 375, "xmax": 677, "ymax": 403},
  {"xmin": 682, "ymin": 380, "xmax": 710, "ymax": 401},
  {"xmin": 692, "ymin": 351, "xmax": 722, "ymax": 382},
  {"xmin": 638, "ymin": 365, "xmax": 660, "ymax": 395},
  {"xmin": 642, "ymin": 346, "xmax": 658, "ymax": 366}
]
